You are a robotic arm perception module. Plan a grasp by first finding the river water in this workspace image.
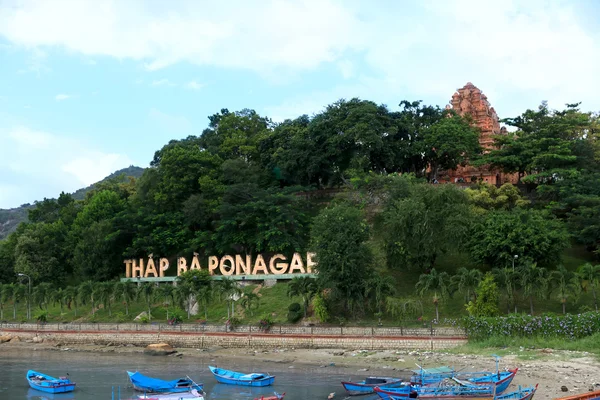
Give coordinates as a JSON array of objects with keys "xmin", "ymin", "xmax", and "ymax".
[{"xmin": 0, "ymin": 349, "xmax": 379, "ymax": 400}]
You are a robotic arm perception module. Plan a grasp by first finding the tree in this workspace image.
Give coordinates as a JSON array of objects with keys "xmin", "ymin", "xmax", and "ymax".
[
  {"xmin": 10, "ymin": 284, "xmax": 26, "ymax": 319},
  {"xmin": 465, "ymin": 183, "xmax": 530, "ymax": 213},
  {"xmin": 156, "ymin": 284, "xmax": 176, "ymax": 320},
  {"xmin": 466, "ymin": 273, "xmax": 499, "ymax": 317},
  {"xmin": 216, "ymin": 278, "xmax": 241, "ymax": 319},
  {"xmin": 0, "ymin": 284, "xmax": 10, "ymax": 320},
  {"xmin": 468, "ymin": 209, "xmax": 569, "ymax": 269},
  {"xmin": 415, "ymin": 268, "xmax": 450, "ymax": 321},
  {"xmin": 364, "ymin": 275, "xmax": 396, "ymax": 324},
  {"xmin": 287, "ymin": 277, "xmax": 317, "ymax": 318},
  {"xmin": 33, "ymin": 283, "xmax": 52, "ymax": 311},
  {"xmin": 63, "ymin": 286, "xmax": 78, "ymax": 316},
  {"xmin": 383, "ymin": 181, "xmax": 473, "ymax": 271},
  {"xmin": 451, "ymin": 268, "xmax": 483, "ymax": 304},
  {"xmin": 240, "ymin": 292, "xmax": 260, "ymax": 317},
  {"xmin": 177, "ymin": 270, "xmax": 214, "ymax": 319},
  {"xmin": 385, "ymin": 297, "xmax": 423, "ymax": 324},
  {"xmin": 493, "ymin": 267, "xmax": 518, "ymax": 314},
  {"xmin": 52, "ymin": 287, "xmax": 65, "ymax": 315},
  {"xmin": 422, "ymin": 114, "xmax": 481, "ymax": 181},
  {"xmin": 310, "ymin": 204, "xmax": 373, "ymax": 316},
  {"xmin": 519, "ymin": 263, "xmax": 550, "ymax": 315},
  {"xmin": 78, "ymin": 281, "xmax": 94, "ymax": 316},
  {"xmin": 175, "ymin": 282, "xmax": 194, "ymax": 319},
  {"xmin": 95, "ymin": 282, "xmax": 114, "ymax": 317},
  {"xmin": 551, "ymin": 266, "xmax": 581, "ymax": 314},
  {"xmin": 113, "ymin": 281, "xmax": 136, "ymax": 316},
  {"xmin": 577, "ymin": 263, "xmax": 600, "ymax": 311},
  {"xmin": 138, "ymin": 283, "xmax": 155, "ymax": 320}
]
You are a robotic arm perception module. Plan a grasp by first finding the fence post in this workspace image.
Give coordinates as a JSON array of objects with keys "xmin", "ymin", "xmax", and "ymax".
[
  {"xmin": 279, "ymin": 325, "xmax": 282, "ymax": 334},
  {"xmin": 430, "ymin": 321, "xmax": 433, "ymax": 336}
]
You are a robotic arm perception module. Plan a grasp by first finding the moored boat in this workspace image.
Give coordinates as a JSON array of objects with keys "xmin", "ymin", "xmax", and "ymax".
[
  {"xmin": 554, "ymin": 388, "xmax": 600, "ymax": 400},
  {"xmin": 26, "ymin": 370, "xmax": 76, "ymax": 394},
  {"xmin": 135, "ymin": 389, "xmax": 204, "ymax": 400},
  {"xmin": 208, "ymin": 366, "xmax": 275, "ymax": 387},
  {"xmin": 374, "ymin": 383, "xmax": 537, "ymax": 400},
  {"xmin": 127, "ymin": 371, "xmax": 203, "ymax": 394},
  {"xmin": 342, "ymin": 377, "xmax": 404, "ymax": 396},
  {"xmin": 254, "ymin": 392, "xmax": 286, "ymax": 400}
]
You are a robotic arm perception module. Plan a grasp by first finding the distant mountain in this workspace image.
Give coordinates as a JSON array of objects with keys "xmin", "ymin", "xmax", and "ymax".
[{"xmin": 0, "ymin": 165, "xmax": 145, "ymax": 240}]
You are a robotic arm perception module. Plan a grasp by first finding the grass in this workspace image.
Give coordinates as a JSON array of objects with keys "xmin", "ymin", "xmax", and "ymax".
[{"xmin": 448, "ymin": 333, "xmax": 600, "ymax": 360}]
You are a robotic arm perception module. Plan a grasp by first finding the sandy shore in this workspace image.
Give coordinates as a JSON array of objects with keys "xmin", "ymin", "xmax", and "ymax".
[{"xmin": 2, "ymin": 341, "xmax": 599, "ymax": 399}]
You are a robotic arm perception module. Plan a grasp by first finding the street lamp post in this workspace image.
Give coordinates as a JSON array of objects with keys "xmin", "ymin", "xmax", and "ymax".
[
  {"xmin": 18, "ymin": 273, "xmax": 31, "ymax": 320},
  {"xmin": 512, "ymin": 255, "xmax": 518, "ymax": 272}
]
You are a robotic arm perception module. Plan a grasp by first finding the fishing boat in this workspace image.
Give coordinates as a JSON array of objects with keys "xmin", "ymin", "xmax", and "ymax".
[
  {"xmin": 208, "ymin": 366, "xmax": 275, "ymax": 387},
  {"xmin": 135, "ymin": 389, "xmax": 204, "ymax": 400},
  {"xmin": 467, "ymin": 369, "xmax": 518, "ymax": 394},
  {"xmin": 127, "ymin": 371, "xmax": 203, "ymax": 394},
  {"xmin": 555, "ymin": 388, "xmax": 600, "ymax": 400},
  {"xmin": 374, "ymin": 379, "xmax": 495, "ymax": 400},
  {"xmin": 254, "ymin": 392, "xmax": 286, "ymax": 400},
  {"xmin": 374, "ymin": 383, "xmax": 537, "ymax": 400},
  {"xmin": 26, "ymin": 370, "xmax": 76, "ymax": 394},
  {"xmin": 342, "ymin": 377, "xmax": 404, "ymax": 396}
]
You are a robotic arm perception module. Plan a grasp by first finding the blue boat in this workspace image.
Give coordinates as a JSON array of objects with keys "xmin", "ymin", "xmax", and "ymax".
[
  {"xmin": 374, "ymin": 380, "xmax": 495, "ymax": 400},
  {"xmin": 208, "ymin": 366, "xmax": 275, "ymax": 387},
  {"xmin": 376, "ymin": 384, "xmax": 537, "ymax": 400},
  {"xmin": 342, "ymin": 377, "xmax": 404, "ymax": 396},
  {"xmin": 127, "ymin": 371, "xmax": 203, "ymax": 394},
  {"xmin": 26, "ymin": 370, "xmax": 76, "ymax": 394}
]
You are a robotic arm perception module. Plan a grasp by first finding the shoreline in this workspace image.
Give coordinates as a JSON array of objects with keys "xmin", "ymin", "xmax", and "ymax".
[{"xmin": 2, "ymin": 341, "xmax": 600, "ymax": 399}]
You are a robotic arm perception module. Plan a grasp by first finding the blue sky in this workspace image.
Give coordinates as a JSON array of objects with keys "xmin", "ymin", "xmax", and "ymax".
[{"xmin": 1, "ymin": 0, "xmax": 599, "ymax": 208}]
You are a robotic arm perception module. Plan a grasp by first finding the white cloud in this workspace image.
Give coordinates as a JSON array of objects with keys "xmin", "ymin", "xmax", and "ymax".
[
  {"xmin": 186, "ymin": 80, "xmax": 204, "ymax": 90},
  {"xmin": 0, "ymin": 126, "xmax": 134, "ymax": 207},
  {"xmin": 55, "ymin": 93, "xmax": 72, "ymax": 101},
  {"xmin": 0, "ymin": 0, "xmax": 366, "ymax": 75},
  {"xmin": 337, "ymin": 60, "xmax": 354, "ymax": 79}
]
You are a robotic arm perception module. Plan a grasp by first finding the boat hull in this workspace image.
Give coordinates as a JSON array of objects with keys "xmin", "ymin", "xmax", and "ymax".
[
  {"xmin": 26, "ymin": 370, "xmax": 76, "ymax": 394},
  {"xmin": 127, "ymin": 371, "xmax": 203, "ymax": 393},
  {"xmin": 213, "ymin": 374, "xmax": 275, "ymax": 387},
  {"xmin": 342, "ymin": 379, "xmax": 404, "ymax": 396},
  {"xmin": 209, "ymin": 366, "xmax": 275, "ymax": 387}
]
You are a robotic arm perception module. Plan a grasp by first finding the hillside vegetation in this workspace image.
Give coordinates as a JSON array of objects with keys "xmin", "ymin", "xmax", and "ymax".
[
  {"xmin": 0, "ymin": 99, "xmax": 598, "ymax": 326},
  {"xmin": 0, "ymin": 166, "xmax": 144, "ymax": 241}
]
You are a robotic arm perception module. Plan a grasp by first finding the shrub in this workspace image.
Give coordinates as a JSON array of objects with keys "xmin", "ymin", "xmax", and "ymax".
[
  {"xmin": 168, "ymin": 310, "xmax": 184, "ymax": 325},
  {"xmin": 287, "ymin": 303, "xmax": 302, "ymax": 323},
  {"xmin": 312, "ymin": 294, "xmax": 329, "ymax": 323},
  {"xmin": 114, "ymin": 312, "xmax": 127, "ymax": 323},
  {"xmin": 139, "ymin": 315, "xmax": 150, "ymax": 324},
  {"xmin": 258, "ymin": 315, "xmax": 274, "ymax": 332},
  {"xmin": 461, "ymin": 312, "xmax": 600, "ymax": 341},
  {"xmin": 35, "ymin": 311, "xmax": 48, "ymax": 324}
]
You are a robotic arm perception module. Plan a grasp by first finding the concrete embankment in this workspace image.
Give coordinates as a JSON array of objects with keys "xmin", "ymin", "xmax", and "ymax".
[{"xmin": 0, "ymin": 323, "xmax": 466, "ymax": 350}]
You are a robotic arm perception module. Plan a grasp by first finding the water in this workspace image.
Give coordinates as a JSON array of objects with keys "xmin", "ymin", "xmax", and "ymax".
[{"xmin": 0, "ymin": 349, "xmax": 378, "ymax": 400}]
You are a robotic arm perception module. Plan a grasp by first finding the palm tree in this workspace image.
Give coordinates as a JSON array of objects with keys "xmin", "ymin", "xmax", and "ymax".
[
  {"xmin": 287, "ymin": 276, "xmax": 317, "ymax": 318},
  {"xmin": 0, "ymin": 284, "xmax": 10, "ymax": 320},
  {"xmin": 385, "ymin": 297, "xmax": 423, "ymax": 324},
  {"xmin": 175, "ymin": 282, "xmax": 194, "ymax": 319},
  {"xmin": 415, "ymin": 268, "xmax": 450, "ymax": 322},
  {"xmin": 240, "ymin": 292, "xmax": 260, "ymax": 316},
  {"xmin": 493, "ymin": 267, "xmax": 517, "ymax": 314},
  {"xmin": 217, "ymin": 278, "xmax": 241, "ymax": 319},
  {"xmin": 78, "ymin": 281, "xmax": 94, "ymax": 315},
  {"xmin": 156, "ymin": 284, "xmax": 176, "ymax": 320},
  {"xmin": 196, "ymin": 285, "xmax": 213, "ymax": 320},
  {"xmin": 113, "ymin": 281, "xmax": 136, "ymax": 316},
  {"xmin": 52, "ymin": 288, "xmax": 65, "ymax": 315},
  {"xmin": 34, "ymin": 283, "xmax": 53, "ymax": 311},
  {"xmin": 519, "ymin": 263, "xmax": 550, "ymax": 315},
  {"xmin": 577, "ymin": 263, "xmax": 600, "ymax": 311},
  {"xmin": 63, "ymin": 286, "xmax": 78, "ymax": 316},
  {"xmin": 551, "ymin": 266, "xmax": 581, "ymax": 314},
  {"xmin": 364, "ymin": 275, "xmax": 396, "ymax": 324},
  {"xmin": 11, "ymin": 284, "xmax": 26, "ymax": 319},
  {"xmin": 451, "ymin": 268, "xmax": 483, "ymax": 304},
  {"xmin": 138, "ymin": 283, "xmax": 155, "ymax": 320},
  {"xmin": 95, "ymin": 282, "xmax": 113, "ymax": 317}
]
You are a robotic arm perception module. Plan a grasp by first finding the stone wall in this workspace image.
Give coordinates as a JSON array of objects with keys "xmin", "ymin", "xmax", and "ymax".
[{"xmin": 0, "ymin": 323, "xmax": 466, "ymax": 351}]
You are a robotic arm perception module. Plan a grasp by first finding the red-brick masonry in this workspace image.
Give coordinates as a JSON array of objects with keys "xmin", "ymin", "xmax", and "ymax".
[{"xmin": 0, "ymin": 326, "xmax": 467, "ymax": 350}]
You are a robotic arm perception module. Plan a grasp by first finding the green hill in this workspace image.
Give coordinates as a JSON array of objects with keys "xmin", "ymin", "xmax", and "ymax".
[{"xmin": 0, "ymin": 165, "xmax": 145, "ymax": 240}]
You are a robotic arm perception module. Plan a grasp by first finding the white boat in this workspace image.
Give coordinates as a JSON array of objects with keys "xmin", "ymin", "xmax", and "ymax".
[{"xmin": 136, "ymin": 389, "xmax": 204, "ymax": 400}]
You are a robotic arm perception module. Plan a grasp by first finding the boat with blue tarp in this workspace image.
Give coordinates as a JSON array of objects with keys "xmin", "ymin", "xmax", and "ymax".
[
  {"xmin": 26, "ymin": 370, "xmax": 76, "ymax": 394},
  {"xmin": 342, "ymin": 377, "xmax": 405, "ymax": 396},
  {"xmin": 127, "ymin": 371, "xmax": 203, "ymax": 394},
  {"xmin": 208, "ymin": 366, "xmax": 275, "ymax": 386}
]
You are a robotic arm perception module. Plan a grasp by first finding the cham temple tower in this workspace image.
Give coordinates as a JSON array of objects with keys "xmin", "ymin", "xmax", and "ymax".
[{"xmin": 441, "ymin": 82, "xmax": 517, "ymax": 185}]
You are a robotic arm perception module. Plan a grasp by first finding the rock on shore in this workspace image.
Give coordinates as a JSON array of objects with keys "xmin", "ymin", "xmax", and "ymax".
[{"xmin": 144, "ymin": 343, "xmax": 176, "ymax": 356}]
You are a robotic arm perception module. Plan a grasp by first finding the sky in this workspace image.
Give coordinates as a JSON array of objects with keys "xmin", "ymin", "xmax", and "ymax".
[{"xmin": 0, "ymin": 0, "xmax": 599, "ymax": 209}]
